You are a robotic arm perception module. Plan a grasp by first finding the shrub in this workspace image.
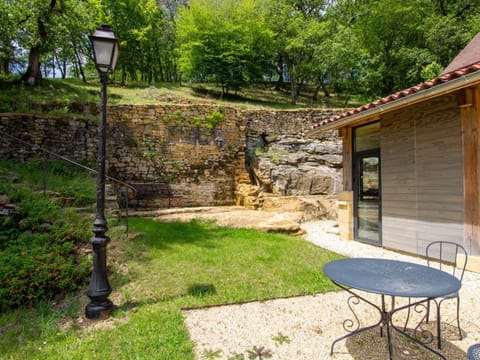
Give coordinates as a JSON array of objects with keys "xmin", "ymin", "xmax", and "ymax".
[{"xmin": 0, "ymin": 163, "xmax": 91, "ymax": 311}]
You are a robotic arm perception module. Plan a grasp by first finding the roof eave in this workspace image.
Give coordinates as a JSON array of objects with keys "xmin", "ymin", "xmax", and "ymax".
[{"xmin": 308, "ymin": 69, "xmax": 480, "ymax": 136}]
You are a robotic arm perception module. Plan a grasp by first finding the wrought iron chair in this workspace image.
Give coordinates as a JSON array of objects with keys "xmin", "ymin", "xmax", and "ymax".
[
  {"xmin": 468, "ymin": 343, "xmax": 480, "ymax": 360},
  {"xmin": 425, "ymin": 241, "xmax": 468, "ymax": 349}
]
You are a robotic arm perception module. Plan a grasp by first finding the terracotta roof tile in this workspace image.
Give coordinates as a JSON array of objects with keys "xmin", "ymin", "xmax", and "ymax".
[{"xmin": 311, "ymin": 62, "xmax": 480, "ymax": 130}]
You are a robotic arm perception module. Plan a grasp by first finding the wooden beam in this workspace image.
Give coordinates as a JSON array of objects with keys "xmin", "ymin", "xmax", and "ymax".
[
  {"xmin": 458, "ymin": 88, "xmax": 474, "ymax": 108},
  {"xmin": 461, "ymin": 86, "xmax": 480, "ymax": 256},
  {"xmin": 341, "ymin": 127, "xmax": 353, "ymax": 191}
]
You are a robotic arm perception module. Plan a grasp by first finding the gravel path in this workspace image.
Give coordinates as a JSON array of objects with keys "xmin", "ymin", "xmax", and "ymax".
[{"xmin": 183, "ymin": 220, "xmax": 480, "ymax": 360}]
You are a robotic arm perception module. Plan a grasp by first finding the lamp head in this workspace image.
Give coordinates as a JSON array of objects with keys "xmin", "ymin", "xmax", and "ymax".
[{"xmin": 89, "ymin": 24, "xmax": 119, "ymax": 74}]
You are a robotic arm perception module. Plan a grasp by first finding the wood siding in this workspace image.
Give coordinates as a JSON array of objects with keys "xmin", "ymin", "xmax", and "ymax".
[
  {"xmin": 381, "ymin": 94, "xmax": 464, "ymax": 256},
  {"xmin": 461, "ymin": 86, "xmax": 480, "ymax": 256}
]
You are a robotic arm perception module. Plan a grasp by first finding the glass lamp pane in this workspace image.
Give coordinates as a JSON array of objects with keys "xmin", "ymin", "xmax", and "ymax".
[
  {"xmin": 93, "ymin": 39, "xmax": 115, "ymax": 72},
  {"xmin": 111, "ymin": 42, "xmax": 119, "ymax": 71}
]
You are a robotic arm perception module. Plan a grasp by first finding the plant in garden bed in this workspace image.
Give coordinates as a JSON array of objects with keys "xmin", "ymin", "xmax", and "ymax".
[
  {"xmin": 0, "ymin": 212, "xmax": 342, "ymax": 359},
  {"xmin": 0, "ymin": 162, "xmax": 93, "ymax": 310}
]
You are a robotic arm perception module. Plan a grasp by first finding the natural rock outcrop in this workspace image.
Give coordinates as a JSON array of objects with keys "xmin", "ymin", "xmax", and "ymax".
[{"xmin": 251, "ymin": 135, "xmax": 342, "ymax": 197}]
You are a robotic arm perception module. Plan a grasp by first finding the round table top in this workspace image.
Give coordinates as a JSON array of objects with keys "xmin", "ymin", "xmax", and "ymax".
[{"xmin": 323, "ymin": 258, "xmax": 461, "ymax": 298}]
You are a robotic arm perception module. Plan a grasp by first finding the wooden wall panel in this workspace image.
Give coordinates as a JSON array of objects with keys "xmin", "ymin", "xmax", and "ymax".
[
  {"xmin": 381, "ymin": 110, "xmax": 417, "ymax": 250},
  {"xmin": 380, "ymin": 94, "xmax": 464, "ymax": 257}
]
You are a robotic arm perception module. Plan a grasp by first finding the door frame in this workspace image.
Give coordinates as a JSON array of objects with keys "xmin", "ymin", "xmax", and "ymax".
[{"xmin": 353, "ymin": 149, "xmax": 382, "ymax": 245}]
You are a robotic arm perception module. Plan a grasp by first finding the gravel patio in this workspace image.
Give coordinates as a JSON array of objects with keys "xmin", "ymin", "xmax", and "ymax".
[{"xmin": 183, "ymin": 220, "xmax": 480, "ymax": 360}]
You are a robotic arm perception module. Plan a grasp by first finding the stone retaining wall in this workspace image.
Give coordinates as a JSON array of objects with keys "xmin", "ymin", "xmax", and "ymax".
[{"xmin": 0, "ymin": 105, "xmax": 343, "ymax": 211}]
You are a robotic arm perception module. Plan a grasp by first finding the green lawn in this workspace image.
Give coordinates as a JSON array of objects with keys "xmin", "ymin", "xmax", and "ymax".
[{"xmin": 0, "ymin": 218, "xmax": 342, "ymax": 360}]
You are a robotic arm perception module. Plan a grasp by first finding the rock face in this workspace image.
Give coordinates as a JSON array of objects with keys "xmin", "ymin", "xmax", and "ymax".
[
  {"xmin": 252, "ymin": 136, "xmax": 342, "ymax": 196},
  {"xmin": 236, "ymin": 109, "xmax": 343, "ymax": 218}
]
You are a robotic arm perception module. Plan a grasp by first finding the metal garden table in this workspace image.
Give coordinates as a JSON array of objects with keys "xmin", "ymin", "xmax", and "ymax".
[{"xmin": 323, "ymin": 258, "xmax": 461, "ymax": 360}]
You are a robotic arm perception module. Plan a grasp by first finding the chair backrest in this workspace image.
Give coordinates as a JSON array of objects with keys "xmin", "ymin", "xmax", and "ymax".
[{"xmin": 426, "ymin": 241, "xmax": 468, "ymax": 282}]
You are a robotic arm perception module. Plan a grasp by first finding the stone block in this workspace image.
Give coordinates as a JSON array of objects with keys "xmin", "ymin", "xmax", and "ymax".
[{"xmin": 338, "ymin": 191, "xmax": 354, "ymax": 240}]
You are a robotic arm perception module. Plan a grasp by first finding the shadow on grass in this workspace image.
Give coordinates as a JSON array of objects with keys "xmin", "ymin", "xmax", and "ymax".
[
  {"xmin": 0, "ymin": 78, "xmax": 99, "ymax": 114},
  {"xmin": 187, "ymin": 284, "xmax": 217, "ymax": 297},
  {"xmin": 191, "ymin": 85, "xmax": 308, "ymax": 109},
  {"xmin": 112, "ymin": 283, "xmax": 217, "ymax": 315},
  {"xmin": 128, "ymin": 218, "xmax": 243, "ymax": 250}
]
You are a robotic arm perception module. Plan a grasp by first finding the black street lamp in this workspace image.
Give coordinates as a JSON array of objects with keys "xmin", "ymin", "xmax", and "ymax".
[{"xmin": 85, "ymin": 24, "xmax": 119, "ymax": 320}]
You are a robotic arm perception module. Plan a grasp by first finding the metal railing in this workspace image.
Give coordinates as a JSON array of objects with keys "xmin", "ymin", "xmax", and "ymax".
[{"xmin": 0, "ymin": 130, "xmax": 137, "ymax": 235}]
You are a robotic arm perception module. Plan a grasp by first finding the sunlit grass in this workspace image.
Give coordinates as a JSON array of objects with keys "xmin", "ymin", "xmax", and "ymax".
[
  {"xmin": 0, "ymin": 77, "xmax": 366, "ymax": 115},
  {"xmin": 117, "ymin": 219, "xmax": 341, "ymax": 307},
  {"xmin": 0, "ymin": 217, "xmax": 343, "ymax": 359}
]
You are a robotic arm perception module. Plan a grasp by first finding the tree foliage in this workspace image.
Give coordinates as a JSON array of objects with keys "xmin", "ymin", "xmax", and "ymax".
[
  {"xmin": 1, "ymin": 0, "xmax": 480, "ymax": 101},
  {"xmin": 1, "ymin": 0, "xmax": 103, "ymax": 85},
  {"xmin": 176, "ymin": 0, "xmax": 275, "ymax": 95}
]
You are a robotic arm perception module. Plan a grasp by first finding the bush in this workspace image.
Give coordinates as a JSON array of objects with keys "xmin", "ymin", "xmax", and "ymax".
[{"xmin": 0, "ymin": 163, "xmax": 92, "ymax": 311}]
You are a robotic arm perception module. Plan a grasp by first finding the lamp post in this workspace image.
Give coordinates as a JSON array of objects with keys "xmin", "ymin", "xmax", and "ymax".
[{"xmin": 85, "ymin": 24, "xmax": 119, "ymax": 320}]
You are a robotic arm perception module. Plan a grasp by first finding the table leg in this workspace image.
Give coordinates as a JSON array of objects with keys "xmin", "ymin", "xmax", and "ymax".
[
  {"xmin": 382, "ymin": 295, "xmax": 394, "ymax": 360},
  {"xmin": 330, "ymin": 284, "xmax": 447, "ymax": 360},
  {"xmin": 329, "ymin": 283, "xmax": 383, "ymax": 355},
  {"xmin": 390, "ymin": 298, "xmax": 447, "ymax": 360}
]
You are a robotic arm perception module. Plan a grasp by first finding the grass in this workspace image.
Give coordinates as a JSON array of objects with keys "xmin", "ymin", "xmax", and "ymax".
[
  {"xmin": 0, "ymin": 217, "xmax": 343, "ymax": 359},
  {"xmin": 0, "ymin": 77, "xmax": 368, "ymax": 116},
  {"xmin": 115, "ymin": 219, "xmax": 340, "ymax": 306},
  {"xmin": 0, "ymin": 78, "xmax": 98, "ymax": 115},
  {"xmin": 0, "ymin": 158, "xmax": 96, "ymax": 206}
]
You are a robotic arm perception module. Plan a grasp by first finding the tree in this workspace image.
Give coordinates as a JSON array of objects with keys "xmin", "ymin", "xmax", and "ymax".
[
  {"xmin": 0, "ymin": 2, "xmax": 18, "ymax": 75},
  {"xmin": 19, "ymin": 0, "xmax": 65, "ymax": 85},
  {"xmin": 310, "ymin": 24, "xmax": 368, "ymax": 102},
  {"xmin": 265, "ymin": 0, "xmax": 331, "ymax": 104},
  {"xmin": 422, "ymin": 0, "xmax": 480, "ymax": 68},
  {"xmin": 326, "ymin": 0, "xmax": 480, "ymax": 98},
  {"xmin": 2, "ymin": 0, "xmax": 100, "ymax": 84},
  {"xmin": 101, "ymin": 0, "xmax": 171, "ymax": 84},
  {"xmin": 176, "ymin": 0, "xmax": 275, "ymax": 95}
]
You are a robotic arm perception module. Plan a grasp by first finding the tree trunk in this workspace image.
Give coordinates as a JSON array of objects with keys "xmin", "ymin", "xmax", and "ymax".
[
  {"xmin": 72, "ymin": 38, "xmax": 86, "ymax": 82},
  {"xmin": 289, "ymin": 62, "xmax": 297, "ymax": 105},
  {"xmin": 55, "ymin": 56, "xmax": 65, "ymax": 78},
  {"xmin": 322, "ymin": 83, "xmax": 330, "ymax": 97},
  {"xmin": 290, "ymin": 80, "xmax": 297, "ymax": 105},
  {"xmin": 21, "ymin": 0, "xmax": 58, "ymax": 86},
  {"xmin": 312, "ymin": 85, "xmax": 321, "ymax": 101},
  {"xmin": 77, "ymin": 58, "xmax": 86, "ymax": 83},
  {"xmin": 21, "ymin": 46, "xmax": 42, "ymax": 85},
  {"xmin": 121, "ymin": 66, "xmax": 126, "ymax": 86},
  {"xmin": 274, "ymin": 58, "xmax": 284, "ymax": 91}
]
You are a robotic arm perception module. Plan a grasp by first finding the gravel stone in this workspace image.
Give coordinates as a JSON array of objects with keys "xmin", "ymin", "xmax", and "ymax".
[{"xmin": 183, "ymin": 220, "xmax": 480, "ymax": 360}]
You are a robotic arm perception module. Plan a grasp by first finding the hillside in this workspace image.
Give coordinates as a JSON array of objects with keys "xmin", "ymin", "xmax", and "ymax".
[{"xmin": 0, "ymin": 78, "xmax": 363, "ymax": 116}]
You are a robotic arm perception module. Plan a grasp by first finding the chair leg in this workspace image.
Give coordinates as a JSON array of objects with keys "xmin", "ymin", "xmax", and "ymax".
[
  {"xmin": 456, "ymin": 296, "xmax": 462, "ymax": 340},
  {"xmin": 426, "ymin": 299, "xmax": 430, "ymax": 323},
  {"xmin": 403, "ymin": 297, "xmax": 411, "ymax": 331},
  {"xmin": 436, "ymin": 300, "xmax": 442, "ymax": 350}
]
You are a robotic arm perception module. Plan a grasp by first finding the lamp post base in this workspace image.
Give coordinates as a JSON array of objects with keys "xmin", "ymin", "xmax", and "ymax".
[{"xmin": 85, "ymin": 299, "xmax": 114, "ymax": 320}]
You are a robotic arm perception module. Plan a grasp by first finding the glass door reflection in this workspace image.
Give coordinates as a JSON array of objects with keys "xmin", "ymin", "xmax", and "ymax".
[{"xmin": 355, "ymin": 152, "xmax": 380, "ymax": 244}]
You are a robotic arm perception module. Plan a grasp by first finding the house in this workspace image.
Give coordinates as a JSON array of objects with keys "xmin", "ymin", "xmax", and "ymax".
[{"xmin": 308, "ymin": 33, "xmax": 480, "ymax": 272}]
